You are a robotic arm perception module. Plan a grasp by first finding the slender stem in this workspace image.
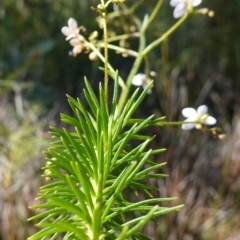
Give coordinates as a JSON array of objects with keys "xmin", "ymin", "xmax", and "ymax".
[
  {"xmin": 142, "ymin": 13, "xmax": 189, "ymax": 56},
  {"xmin": 108, "ymin": 32, "xmax": 140, "ymax": 42},
  {"xmin": 118, "ymin": 12, "xmax": 189, "ymax": 113},
  {"xmin": 129, "ymin": 0, "xmax": 144, "ymax": 13},
  {"xmin": 99, "ymin": 43, "xmax": 138, "ymax": 57},
  {"xmin": 153, "ymin": 121, "xmax": 195, "ymax": 126},
  {"xmin": 117, "ymin": 20, "xmax": 146, "ymax": 113},
  {"xmin": 142, "ymin": 0, "xmax": 163, "ymax": 31},
  {"xmin": 127, "ymin": 119, "xmax": 204, "ymax": 126},
  {"xmin": 85, "ymin": 41, "xmax": 126, "ymax": 89},
  {"xmin": 102, "ymin": 11, "xmax": 109, "ymax": 101}
]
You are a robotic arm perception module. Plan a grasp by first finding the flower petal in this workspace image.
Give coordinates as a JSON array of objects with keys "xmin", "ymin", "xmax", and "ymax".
[
  {"xmin": 204, "ymin": 116, "xmax": 217, "ymax": 125},
  {"xmin": 173, "ymin": 3, "xmax": 187, "ymax": 18},
  {"xmin": 182, "ymin": 107, "xmax": 197, "ymax": 118},
  {"xmin": 191, "ymin": 0, "xmax": 202, "ymax": 7},
  {"xmin": 170, "ymin": 0, "xmax": 183, "ymax": 7},
  {"xmin": 68, "ymin": 18, "xmax": 78, "ymax": 30},
  {"xmin": 197, "ymin": 105, "xmax": 208, "ymax": 115},
  {"xmin": 61, "ymin": 27, "xmax": 71, "ymax": 36},
  {"xmin": 70, "ymin": 38, "xmax": 81, "ymax": 47},
  {"xmin": 181, "ymin": 116, "xmax": 197, "ymax": 130},
  {"xmin": 132, "ymin": 73, "xmax": 145, "ymax": 86},
  {"xmin": 182, "ymin": 123, "xmax": 196, "ymax": 130}
]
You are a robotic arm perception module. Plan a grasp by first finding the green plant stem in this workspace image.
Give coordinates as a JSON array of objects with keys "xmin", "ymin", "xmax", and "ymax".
[
  {"xmin": 85, "ymin": 41, "xmax": 126, "ymax": 89},
  {"xmin": 142, "ymin": 12, "xmax": 189, "ymax": 56},
  {"xmin": 102, "ymin": 11, "xmax": 109, "ymax": 101},
  {"xmin": 117, "ymin": 21, "xmax": 146, "ymax": 113},
  {"xmin": 142, "ymin": 0, "xmax": 163, "ymax": 31},
  {"xmin": 154, "ymin": 121, "xmax": 195, "ymax": 126},
  {"xmin": 99, "ymin": 43, "xmax": 138, "ymax": 57},
  {"xmin": 107, "ymin": 32, "xmax": 140, "ymax": 42},
  {"xmin": 129, "ymin": 0, "xmax": 144, "ymax": 13},
  {"xmin": 127, "ymin": 118, "xmax": 203, "ymax": 127},
  {"xmin": 117, "ymin": 12, "xmax": 189, "ymax": 114}
]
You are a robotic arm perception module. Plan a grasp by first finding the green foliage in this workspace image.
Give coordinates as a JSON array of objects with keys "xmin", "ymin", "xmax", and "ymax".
[{"xmin": 29, "ymin": 77, "xmax": 182, "ymax": 239}]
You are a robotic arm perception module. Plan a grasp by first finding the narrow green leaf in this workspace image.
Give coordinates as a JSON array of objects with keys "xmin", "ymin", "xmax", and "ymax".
[
  {"xmin": 60, "ymin": 114, "xmax": 82, "ymax": 129},
  {"xmin": 121, "ymin": 205, "xmax": 184, "ymax": 229},
  {"xmin": 75, "ymin": 107, "xmax": 97, "ymax": 147},
  {"xmin": 39, "ymin": 194, "xmax": 86, "ymax": 220},
  {"xmin": 102, "ymin": 162, "xmax": 138, "ymax": 221},
  {"xmin": 28, "ymin": 226, "xmax": 60, "ymax": 240},
  {"xmin": 135, "ymin": 173, "xmax": 168, "ymax": 180},
  {"xmin": 103, "ymin": 116, "xmax": 113, "ymax": 183},
  {"xmin": 66, "ymin": 94, "xmax": 81, "ymax": 117},
  {"xmin": 84, "ymin": 77, "xmax": 100, "ymax": 113},
  {"xmin": 110, "ymin": 123, "xmax": 138, "ymax": 168},
  {"xmin": 111, "ymin": 70, "xmax": 119, "ymax": 118},
  {"xmin": 99, "ymin": 84, "xmax": 109, "ymax": 133},
  {"xmin": 28, "ymin": 208, "xmax": 63, "ymax": 221},
  {"xmin": 125, "ymin": 149, "xmax": 152, "ymax": 184},
  {"xmin": 123, "ymin": 82, "xmax": 153, "ymax": 124},
  {"xmin": 119, "ymin": 206, "xmax": 158, "ymax": 239},
  {"xmin": 115, "ymin": 138, "xmax": 152, "ymax": 169},
  {"xmin": 132, "ymin": 161, "xmax": 167, "ymax": 177},
  {"xmin": 65, "ymin": 175, "xmax": 91, "ymax": 224},
  {"xmin": 70, "ymin": 161, "xmax": 95, "ymax": 209},
  {"xmin": 75, "ymin": 127, "xmax": 97, "ymax": 176},
  {"xmin": 63, "ymin": 128, "xmax": 95, "ymax": 176},
  {"xmin": 40, "ymin": 221, "xmax": 88, "ymax": 239}
]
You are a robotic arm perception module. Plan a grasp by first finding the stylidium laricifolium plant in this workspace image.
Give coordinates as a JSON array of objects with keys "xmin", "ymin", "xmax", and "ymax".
[{"xmin": 28, "ymin": 1, "xmax": 222, "ymax": 239}]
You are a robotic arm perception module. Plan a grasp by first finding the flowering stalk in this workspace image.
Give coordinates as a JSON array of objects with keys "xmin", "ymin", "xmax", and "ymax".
[
  {"xmin": 143, "ymin": 0, "xmax": 164, "ymax": 31},
  {"xmin": 99, "ymin": 1, "xmax": 109, "ymax": 101},
  {"xmin": 118, "ymin": 2, "xmax": 189, "ymax": 113},
  {"xmin": 117, "ymin": 19, "xmax": 146, "ymax": 114},
  {"xmin": 142, "ymin": 11, "xmax": 188, "ymax": 56},
  {"xmin": 85, "ymin": 41, "xmax": 126, "ymax": 88}
]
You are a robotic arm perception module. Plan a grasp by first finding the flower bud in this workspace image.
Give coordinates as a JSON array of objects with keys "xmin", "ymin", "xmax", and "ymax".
[{"xmin": 89, "ymin": 51, "xmax": 98, "ymax": 61}]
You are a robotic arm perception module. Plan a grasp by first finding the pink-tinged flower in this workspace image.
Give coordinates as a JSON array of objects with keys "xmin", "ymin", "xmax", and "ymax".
[
  {"xmin": 69, "ymin": 38, "xmax": 84, "ymax": 56},
  {"xmin": 182, "ymin": 105, "xmax": 216, "ymax": 130},
  {"xmin": 170, "ymin": 0, "xmax": 202, "ymax": 18},
  {"xmin": 61, "ymin": 18, "xmax": 79, "ymax": 41}
]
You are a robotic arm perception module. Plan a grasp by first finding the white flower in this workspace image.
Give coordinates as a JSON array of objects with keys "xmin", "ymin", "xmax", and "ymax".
[
  {"xmin": 132, "ymin": 73, "xmax": 152, "ymax": 93},
  {"xmin": 170, "ymin": 0, "xmax": 202, "ymax": 18},
  {"xmin": 181, "ymin": 105, "xmax": 216, "ymax": 130},
  {"xmin": 61, "ymin": 18, "xmax": 79, "ymax": 41},
  {"xmin": 132, "ymin": 73, "xmax": 146, "ymax": 86}
]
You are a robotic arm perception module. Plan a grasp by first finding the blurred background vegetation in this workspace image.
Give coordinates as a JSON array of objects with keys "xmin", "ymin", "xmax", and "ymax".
[{"xmin": 1, "ymin": 0, "xmax": 240, "ymax": 239}]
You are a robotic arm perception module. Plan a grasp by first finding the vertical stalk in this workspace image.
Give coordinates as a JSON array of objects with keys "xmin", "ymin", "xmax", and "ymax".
[
  {"xmin": 102, "ymin": 8, "xmax": 109, "ymax": 101},
  {"xmin": 142, "ymin": 13, "xmax": 188, "ymax": 56},
  {"xmin": 118, "ymin": 11, "xmax": 189, "ymax": 113},
  {"xmin": 117, "ymin": 25, "xmax": 146, "ymax": 114},
  {"xmin": 92, "ymin": 3, "xmax": 107, "ymax": 239},
  {"xmin": 143, "ymin": 0, "xmax": 163, "ymax": 31},
  {"xmin": 117, "ymin": 0, "xmax": 163, "ymax": 113}
]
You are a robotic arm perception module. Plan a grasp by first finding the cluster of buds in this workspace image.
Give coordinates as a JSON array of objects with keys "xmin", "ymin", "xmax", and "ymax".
[{"xmin": 61, "ymin": 18, "xmax": 98, "ymax": 60}]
